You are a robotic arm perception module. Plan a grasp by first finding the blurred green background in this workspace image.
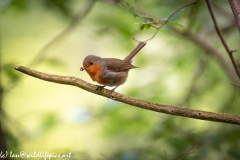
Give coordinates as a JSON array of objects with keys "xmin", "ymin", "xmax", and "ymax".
[{"xmin": 1, "ymin": 0, "xmax": 240, "ymax": 159}]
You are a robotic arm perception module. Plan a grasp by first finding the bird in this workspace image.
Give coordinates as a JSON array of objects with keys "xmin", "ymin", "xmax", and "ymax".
[{"xmin": 80, "ymin": 42, "xmax": 146, "ymax": 97}]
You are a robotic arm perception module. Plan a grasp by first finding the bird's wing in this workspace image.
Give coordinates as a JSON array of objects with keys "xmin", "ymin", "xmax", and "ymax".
[{"xmin": 100, "ymin": 58, "xmax": 137, "ymax": 72}]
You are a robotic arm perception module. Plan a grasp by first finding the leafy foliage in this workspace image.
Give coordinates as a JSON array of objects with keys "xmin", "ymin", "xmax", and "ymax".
[
  {"xmin": 119, "ymin": 1, "xmax": 183, "ymax": 31},
  {"xmin": 1, "ymin": 63, "xmax": 20, "ymax": 89}
]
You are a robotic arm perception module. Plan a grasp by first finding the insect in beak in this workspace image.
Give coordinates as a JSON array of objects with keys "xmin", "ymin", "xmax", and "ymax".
[{"xmin": 80, "ymin": 67, "xmax": 85, "ymax": 71}]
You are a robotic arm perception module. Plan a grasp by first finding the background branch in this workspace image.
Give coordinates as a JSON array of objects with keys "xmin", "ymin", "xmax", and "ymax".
[
  {"xmin": 228, "ymin": 0, "xmax": 240, "ymax": 32},
  {"xmin": 145, "ymin": 0, "xmax": 198, "ymax": 41},
  {"xmin": 173, "ymin": 28, "xmax": 240, "ymax": 83},
  {"xmin": 206, "ymin": 0, "xmax": 240, "ymax": 82},
  {"xmin": 115, "ymin": 1, "xmax": 240, "ymax": 84},
  {"xmin": 14, "ymin": 66, "xmax": 240, "ymax": 125}
]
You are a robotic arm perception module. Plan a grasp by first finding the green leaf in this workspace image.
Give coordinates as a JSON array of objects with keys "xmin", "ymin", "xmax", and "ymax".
[
  {"xmin": 139, "ymin": 24, "xmax": 151, "ymax": 31},
  {"xmin": 119, "ymin": 2, "xmax": 139, "ymax": 18},
  {"xmin": 119, "ymin": 2, "xmax": 163, "ymax": 31},
  {"xmin": 2, "ymin": 63, "xmax": 21, "ymax": 82}
]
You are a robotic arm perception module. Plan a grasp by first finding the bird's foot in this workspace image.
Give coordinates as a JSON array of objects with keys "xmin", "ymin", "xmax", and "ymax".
[
  {"xmin": 106, "ymin": 90, "xmax": 115, "ymax": 99},
  {"xmin": 106, "ymin": 85, "xmax": 119, "ymax": 99},
  {"xmin": 95, "ymin": 85, "xmax": 105, "ymax": 91},
  {"xmin": 95, "ymin": 85, "xmax": 118, "ymax": 99}
]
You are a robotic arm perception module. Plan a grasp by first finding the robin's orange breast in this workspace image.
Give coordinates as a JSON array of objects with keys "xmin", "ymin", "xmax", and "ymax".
[{"xmin": 85, "ymin": 63, "xmax": 109, "ymax": 85}]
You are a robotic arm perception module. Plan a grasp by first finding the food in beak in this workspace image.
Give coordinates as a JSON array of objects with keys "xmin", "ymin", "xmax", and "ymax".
[{"xmin": 80, "ymin": 67, "xmax": 85, "ymax": 71}]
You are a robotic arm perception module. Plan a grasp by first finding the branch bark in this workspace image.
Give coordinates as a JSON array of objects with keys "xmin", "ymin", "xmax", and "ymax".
[
  {"xmin": 14, "ymin": 66, "xmax": 240, "ymax": 125},
  {"xmin": 228, "ymin": 0, "xmax": 240, "ymax": 32}
]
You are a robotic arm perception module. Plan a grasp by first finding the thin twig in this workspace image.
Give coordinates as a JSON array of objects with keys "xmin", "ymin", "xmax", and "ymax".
[
  {"xmin": 145, "ymin": 0, "xmax": 198, "ymax": 41},
  {"xmin": 14, "ymin": 66, "xmax": 240, "ymax": 125},
  {"xmin": 205, "ymin": 0, "xmax": 240, "ymax": 82},
  {"xmin": 231, "ymin": 82, "xmax": 240, "ymax": 87},
  {"xmin": 174, "ymin": 144, "xmax": 195, "ymax": 160}
]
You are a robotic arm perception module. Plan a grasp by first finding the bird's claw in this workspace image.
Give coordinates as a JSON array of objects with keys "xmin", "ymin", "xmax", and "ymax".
[
  {"xmin": 106, "ymin": 90, "xmax": 115, "ymax": 99},
  {"xmin": 95, "ymin": 85, "xmax": 116, "ymax": 99},
  {"xmin": 95, "ymin": 85, "xmax": 105, "ymax": 91}
]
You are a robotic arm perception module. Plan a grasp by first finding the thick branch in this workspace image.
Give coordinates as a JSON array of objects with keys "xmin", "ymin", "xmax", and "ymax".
[
  {"xmin": 228, "ymin": 0, "xmax": 240, "ymax": 32},
  {"xmin": 15, "ymin": 66, "xmax": 240, "ymax": 125}
]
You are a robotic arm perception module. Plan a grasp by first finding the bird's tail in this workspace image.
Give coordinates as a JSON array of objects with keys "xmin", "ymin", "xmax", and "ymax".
[{"xmin": 124, "ymin": 42, "xmax": 146, "ymax": 62}]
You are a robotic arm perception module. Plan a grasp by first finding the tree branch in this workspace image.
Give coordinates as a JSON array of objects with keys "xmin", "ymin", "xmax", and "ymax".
[
  {"xmin": 173, "ymin": 28, "xmax": 240, "ymax": 83},
  {"xmin": 228, "ymin": 0, "xmax": 240, "ymax": 32},
  {"xmin": 205, "ymin": 0, "xmax": 240, "ymax": 82},
  {"xmin": 14, "ymin": 66, "xmax": 240, "ymax": 125},
  {"xmin": 145, "ymin": 0, "xmax": 198, "ymax": 41}
]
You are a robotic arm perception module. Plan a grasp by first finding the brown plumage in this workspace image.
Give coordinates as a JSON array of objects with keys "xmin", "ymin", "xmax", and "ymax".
[{"xmin": 80, "ymin": 42, "xmax": 146, "ymax": 96}]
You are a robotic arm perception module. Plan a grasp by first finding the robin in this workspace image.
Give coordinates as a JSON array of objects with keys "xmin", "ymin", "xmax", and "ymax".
[{"xmin": 80, "ymin": 42, "xmax": 146, "ymax": 97}]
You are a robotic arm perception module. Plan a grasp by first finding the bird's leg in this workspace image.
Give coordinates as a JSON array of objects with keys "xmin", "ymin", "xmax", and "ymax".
[
  {"xmin": 95, "ymin": 85, "xmax": 105, "ymax": 91},
  {"xmin": 107, "ymin": 85, "xmax": 119, "ymax": 98}
]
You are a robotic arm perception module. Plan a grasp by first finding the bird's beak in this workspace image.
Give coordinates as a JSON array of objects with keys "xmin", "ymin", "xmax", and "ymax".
[{"xmin": 80, "ymin": 67, "xmax": 85, "ymax": 71}]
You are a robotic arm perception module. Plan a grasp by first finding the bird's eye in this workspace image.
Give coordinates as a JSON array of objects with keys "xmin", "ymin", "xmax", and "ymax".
[{"xmin": 89, "ymin": 62, "xmax": 93, "ymax": 65}]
